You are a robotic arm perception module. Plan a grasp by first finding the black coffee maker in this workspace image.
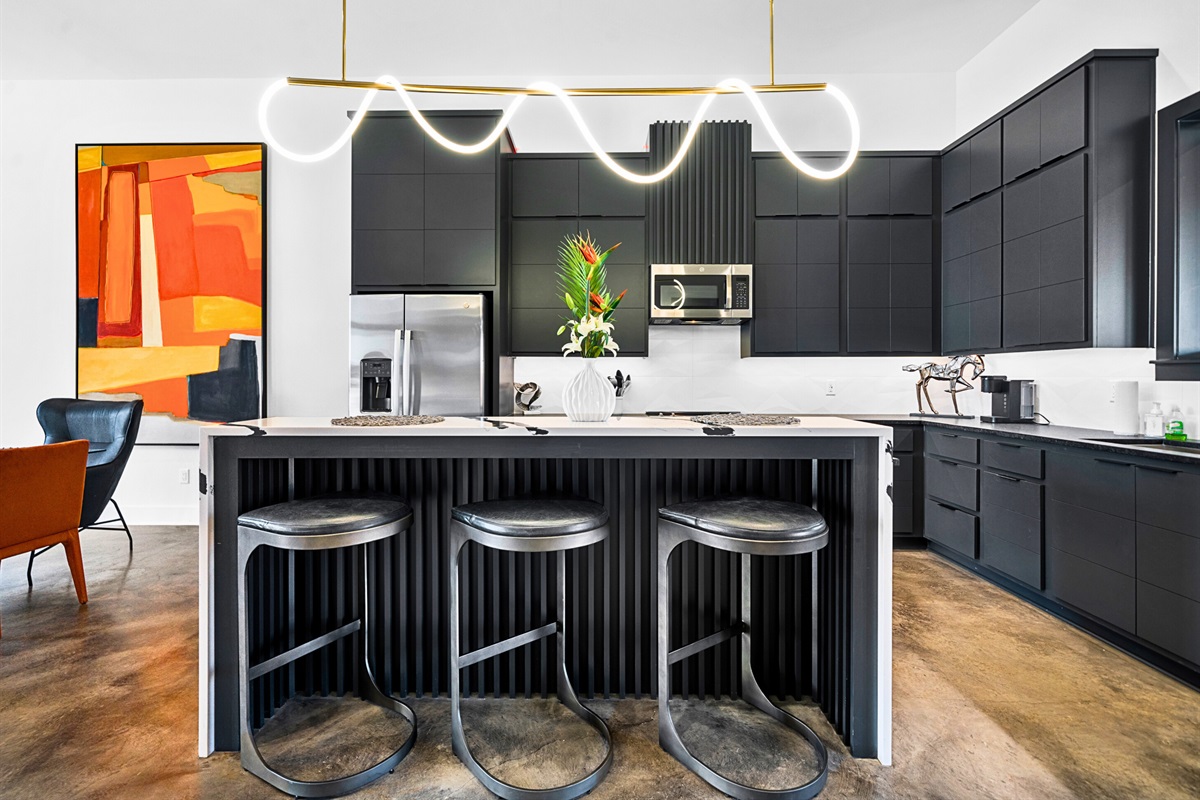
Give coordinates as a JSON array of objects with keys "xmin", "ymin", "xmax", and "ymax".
[
  {"xmin": 980, "ymin": 375, "xmax": 1035, "ymax": 423},
  {"xmin": 360, "ymin": 357, "xmax": 392, "ymax": 413}
]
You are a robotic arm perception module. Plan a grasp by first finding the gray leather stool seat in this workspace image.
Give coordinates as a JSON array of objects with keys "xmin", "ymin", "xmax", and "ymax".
[
  {"xmin": 237, "ymin": 496, "xmax": 417, "ymax": 798},
  {"xmin": 449, "ymin": 498, "xmax": 613, "ymax": 800},
  {"xmin": 657, "ymin": 497, "xmax": 831, "ymax": 800}
]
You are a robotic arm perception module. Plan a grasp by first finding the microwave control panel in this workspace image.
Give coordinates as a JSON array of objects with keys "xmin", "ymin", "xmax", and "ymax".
[{"xmin": 732, "ymin": 275, "xmax": 751, "ymax": 309}]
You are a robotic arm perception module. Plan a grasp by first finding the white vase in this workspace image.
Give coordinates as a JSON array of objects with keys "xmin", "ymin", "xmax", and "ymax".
[{"xmin": 562, "ymin": 358, "xmax": 616, "ymax": 422}]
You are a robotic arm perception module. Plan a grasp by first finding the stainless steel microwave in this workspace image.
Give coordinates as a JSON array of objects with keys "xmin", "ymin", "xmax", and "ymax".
[{"xmin": 649, "ymin": 264, "xmax": 753, "ymax": 324}]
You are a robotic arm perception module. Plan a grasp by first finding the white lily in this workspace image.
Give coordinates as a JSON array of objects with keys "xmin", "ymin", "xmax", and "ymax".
[
  {"xmin": 576, "ymin": 314, "xmax": 613, "ymax": 336},
  {"xmin": 604, "ymin": 338, "xmax": 620, "ymax": 354},
  {"xmin": 561, "ymin": 333, "xmax": 582, "ymax": 355}
]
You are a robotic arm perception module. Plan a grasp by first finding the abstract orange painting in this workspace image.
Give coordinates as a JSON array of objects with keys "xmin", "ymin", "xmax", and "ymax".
[{"xmin": 76, "ymin": 144, "xmax": 266, "ymax": 443}]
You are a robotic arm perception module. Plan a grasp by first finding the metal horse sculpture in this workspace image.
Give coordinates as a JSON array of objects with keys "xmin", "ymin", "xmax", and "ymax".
[{"xmin": 902, "ymin": 354, "xmax": 986, "ymax": 415}]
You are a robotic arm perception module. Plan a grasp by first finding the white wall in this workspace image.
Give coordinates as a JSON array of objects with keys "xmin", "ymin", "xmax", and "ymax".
[{"xmin": 955, "ymin": 0, "xmax": 1200, "ymax": 133}]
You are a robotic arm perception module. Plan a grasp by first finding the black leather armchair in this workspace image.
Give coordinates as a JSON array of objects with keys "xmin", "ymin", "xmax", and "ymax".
[{"xmin": 30, "ymin": 398, "xmax": 143, "ymax": 584}]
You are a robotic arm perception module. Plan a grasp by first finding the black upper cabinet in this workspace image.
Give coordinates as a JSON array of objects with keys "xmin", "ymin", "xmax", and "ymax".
[
  {"xmin": 756, "ymin": 159, "xmax": 798, "ymax": 216},
  {"xmin": 944, "ymin": 51, "xmax": 1154, "ymax": 355},
  {"xmin": 891, "ymin": 158, "xmax": 934, "ymax": 215},
  {"xmin": 424, "ymin": 116, "xmax": 497, "ymax": 174},
  {"xmin": 1040, "ymin": 67, "xmax": 1087, "ymax": 166},
  {"xmin": 847, "ymin": 158, "xmax": 891, "ymax": 216},
  {"xmin": 849, "ymin": 157, "xmax": 933, "ymax": 216},
  {"xmin": 512, "ymin": 159, "xmax": 578, "ymax": 217},
  {"xmin": 942, "ymin": 144, "xmax": 970, "ymax": 211},
  {"xmin": 1155, "ymin": 89, "xmax": 1200, "ymax": 380},
  {"xmin": 797, "ymin": 157, "xmax": 843, "ymax": 215},
  {"xmin": 970, "ymin": 122, "xmax": 1002, "ymax": 198},
  {"xmin": 579, "ymin": 158, "xmax": 647, "ymax": 216},
  {"xmin": 353, "ymin": 116, "xmax": 423, "ymax": 174},
  {"xmin": 351, "ymin": 111, "xmax": 502, "ymax": 290},
  {"xmin": 1003, "ymin": 99, "xmax": 1042, "ymax": 184},
  {"xmin": 504, "ymin": 154, "xmax": 650, "ymax": 356},
  {"xmin": 797, "ymin": 218, "xmax": 840, "ymax": 263}
]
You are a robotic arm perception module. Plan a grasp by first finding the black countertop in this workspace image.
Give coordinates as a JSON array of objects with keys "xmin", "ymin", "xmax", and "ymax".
[{"xmin": 850, "ymin": 414, "xmax": 1200, "ymax": 466}]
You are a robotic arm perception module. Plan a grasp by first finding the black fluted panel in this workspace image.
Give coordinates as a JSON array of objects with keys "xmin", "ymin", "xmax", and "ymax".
[
  {"xmin": 239, "ymin": 456, "xmax": 853, "ymax": 741},
  {"xmin": 649, "ymin": 121, "xmax": 752, "ymax": 264}
]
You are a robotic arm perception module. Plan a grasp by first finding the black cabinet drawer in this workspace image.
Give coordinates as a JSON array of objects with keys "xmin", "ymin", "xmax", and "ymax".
[
  {"xmin": 1137, "ymin": 523, "xmax": 1200, "ymax": 603},
  {"xmin": 892, "ymin": 426, "xmax": 915, "ymax": 453},
  {"xmin": 981, "ymin": 532, "xmax": 1042, "ymax": 589},
  {"xmin": 1049, "ymin": 548, "xmax": 1136, "ymax": 633},
  {"xmin": 981, "ymin": 471, "xmax": 1041, "ymax": 518},
  {"xmin": 755, "ymin": 219, "xmax": 797, "ymax": 264},
  {"xmin": 895, "ymin": 453, "xmax": 914, "ymax": 482},
  {"xmin": 1046, "ymin": 451, "xmax": 1134, "ymax": 519},
  {"xmin": 1046, "ymin": 498, "xmax": 1135, "ymax": 577},
  {"xmin": 926, "ymin": 458, "xmax": 978, "ymax": 511},
  {"xmin": 1039, "ymin": 153, "xmax": 1086, "ymax": 230},
  {"xmin": 425, "ymin": 174, "xmax": 496, "ymax": 230},
  {"xmin": 925, "ymin": 499, "xmax": 978, "ymax": 558},
  {"xmin": 1137, "ymin": 582, "xmax": 1200, "ymax": 666},
  {"xmin": 926, "ymin": 430, "xmax": 979, "ymax": 463},
  {"xmin": 352, "ymin": 174, "xmax": 424, "ymax": 229},
  {"xmin": 981, "ymin": 503, "xmax": 1041, "ymax": 553},
  {"xmin": 511, "ymin": 159, "xmax": 578, "ymax": 217},
  {"xmin": 1135, "ymin": 465, "xmax": 1200, "ymax": 534},
  {"xmin": 796, "ymin": 219, "xmax": 840, "ymax": 263},
  {"xmin": 982, "ymin": 440, "xmax": 1044, "ymax": 479}
]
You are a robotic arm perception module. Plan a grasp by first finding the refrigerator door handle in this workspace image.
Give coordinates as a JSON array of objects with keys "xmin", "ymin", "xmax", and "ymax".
[
  {"xmin": 402, "ymin": 329, "xmax": 413, "ymax": 416},
  {"xmin": 391, "ymin": 329, "xmax": 412, "ymax": 416}
]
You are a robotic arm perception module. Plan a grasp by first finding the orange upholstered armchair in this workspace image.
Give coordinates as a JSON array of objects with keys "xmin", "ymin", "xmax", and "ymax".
[{"xmin": 0, "ymin": 440, "xmax": 89, "ymax": 637}]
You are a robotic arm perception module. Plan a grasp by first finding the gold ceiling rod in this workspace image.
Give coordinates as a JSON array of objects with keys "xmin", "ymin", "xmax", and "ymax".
[{"xmin": 289, "ymin": 0, "xmax": 824, "ymax": 96}]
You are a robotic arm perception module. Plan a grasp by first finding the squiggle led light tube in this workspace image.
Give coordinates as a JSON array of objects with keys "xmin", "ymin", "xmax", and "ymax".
[{"xmin": 258, "ymin": 76, "xmax": 859, "ymax": 181}]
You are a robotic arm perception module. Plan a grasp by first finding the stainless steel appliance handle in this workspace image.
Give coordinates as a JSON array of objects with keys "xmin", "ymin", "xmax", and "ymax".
[
  {"xmin": 724, "ymin": 273, "xmax": 733, "ymax": 309},
  {"xmin": 670, "ymin": 279, "xmax": 686, "ymax": 309},
  {"xmin": 402, "ymin": 329, "xmax": 412, "ymax": 415}
]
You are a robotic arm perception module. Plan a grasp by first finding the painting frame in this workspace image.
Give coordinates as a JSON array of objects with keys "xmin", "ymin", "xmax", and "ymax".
[{"xmin": 75, "ymin": 142, "xmax": 268, "ymax": 446}]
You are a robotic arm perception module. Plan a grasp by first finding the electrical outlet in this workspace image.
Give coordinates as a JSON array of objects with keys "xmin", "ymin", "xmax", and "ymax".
[
  {"xmin": 825, "ymin": 381, "xmax": 836, "ymax": 397},
  {"xmin": 179, "ymin": 468, "xmax": 190, "ymax": 485}
]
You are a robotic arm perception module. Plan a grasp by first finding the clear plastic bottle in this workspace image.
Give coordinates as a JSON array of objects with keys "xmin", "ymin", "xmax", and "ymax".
[
  {"xmin": 1143, "ymin": 401, "xmax": 1165, "ymax": 437},
  {"xmin": 1165, "ymin": 406, "xmax": 1187, "ymax": 442}
]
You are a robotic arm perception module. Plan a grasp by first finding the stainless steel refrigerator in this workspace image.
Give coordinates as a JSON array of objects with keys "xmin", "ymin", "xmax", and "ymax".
[{"xmin": 349, "ymin": 294, "xmax": 487, "ymax": 416}]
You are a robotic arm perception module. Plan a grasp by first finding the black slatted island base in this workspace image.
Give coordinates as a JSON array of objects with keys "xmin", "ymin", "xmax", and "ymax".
[{"xmin": 197, "ymin": 416, "xmax": 892, "ymax": 764}]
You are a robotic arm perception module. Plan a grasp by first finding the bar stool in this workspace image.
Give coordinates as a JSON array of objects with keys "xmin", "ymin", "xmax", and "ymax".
[
  {"xmin": 449, "ymin": 497, "xmax": 614, "ymax": 800},
  {"xmin": 657, "ymin": 496, "xmax": 831, "ymax": 800},
  {"xmin": 237, "ymin": 496, "xmax": 418, "ymax": 798}
]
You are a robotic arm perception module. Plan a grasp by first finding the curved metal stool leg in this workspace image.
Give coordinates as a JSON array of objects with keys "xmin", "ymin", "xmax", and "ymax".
[
  {"xmin": 450, "ymin": 529, "xmax": 613, "ymax": 800},
  {"xmin": 238, "ymin": 537, "xmax": 417, "ymax": 798},
  {"xmin": 657, "ymin": 527, "xmax": 829, "ymax": 800}
]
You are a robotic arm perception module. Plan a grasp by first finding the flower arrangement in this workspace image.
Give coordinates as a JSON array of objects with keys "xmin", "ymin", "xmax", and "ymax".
[{"xmin": 556, "ymin": 232, "xmax": 627, "ymax": 357}]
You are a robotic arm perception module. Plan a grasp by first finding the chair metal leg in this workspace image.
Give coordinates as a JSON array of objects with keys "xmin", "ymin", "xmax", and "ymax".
[
  {"xmin": 450, "ymin": 525, "xmax": 613, "ymax": 800},
  {"xmin": 238, "ymin": 536, "xmax": 416, "ymax": 798},
  {"xmin": 657, "ymin": 524, "xmax": 830, "ymax": 800},
  {"xmin": 110, "ymin": 499, "xmax": 133, "ymax": 552},
  {"xmin": 26, "ymin": 546, "xmax": 54, "ymax": 588}
]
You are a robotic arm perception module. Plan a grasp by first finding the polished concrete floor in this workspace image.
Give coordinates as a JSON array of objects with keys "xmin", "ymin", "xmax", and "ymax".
[{"xmin": 1, "ymin": 527, "xmax": 1199, "ymax": 799}]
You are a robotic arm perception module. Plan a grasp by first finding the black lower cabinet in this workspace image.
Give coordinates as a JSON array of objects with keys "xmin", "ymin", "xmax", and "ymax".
[{"xmin": 914, "ymin": 427, "xmax": 1200, "ymax": 685}]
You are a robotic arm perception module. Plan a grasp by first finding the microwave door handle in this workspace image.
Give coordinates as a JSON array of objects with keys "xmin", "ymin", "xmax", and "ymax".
[
  {"xmin": 725, "ymin": 273, "xmax": 733, "ymax": 309},
  {"xmin": 671, "ymin": 279, "xmax": 686, "ymax": 309}
]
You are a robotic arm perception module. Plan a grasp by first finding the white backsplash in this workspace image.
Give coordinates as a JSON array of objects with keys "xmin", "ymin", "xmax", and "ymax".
[{"xmin": 514, "ymin": 327, "xmax": 1200, "ymax": 436}]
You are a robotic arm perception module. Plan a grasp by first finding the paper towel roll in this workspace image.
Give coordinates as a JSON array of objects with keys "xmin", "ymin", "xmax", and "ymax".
[{"xmin": 1112, "ymin": 381, "xmax": 1140, "ymax": 435}]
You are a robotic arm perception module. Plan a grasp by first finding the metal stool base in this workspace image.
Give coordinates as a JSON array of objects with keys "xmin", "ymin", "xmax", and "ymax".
[
  {"xmin": 449, "ymin": 518, "xmax": 614, "ymax": 800},
  {"xmin": 238, "ymin": 520, "xmax": 417, "ymax": 798},
  {"xmin": 657, "ymin": 519, "xmax": 830, "ymax": 800}
]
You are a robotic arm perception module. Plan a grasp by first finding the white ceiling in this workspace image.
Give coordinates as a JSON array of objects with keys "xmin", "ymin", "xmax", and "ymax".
[{"xmin": 1, "ymin": 1, "xmax": 1039, "ymax": 82}]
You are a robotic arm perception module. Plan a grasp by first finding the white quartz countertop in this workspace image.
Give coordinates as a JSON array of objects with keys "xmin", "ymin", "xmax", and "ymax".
[{"xmin": 201, "ymin": 415, "xmax": 890, "ymax": 439}]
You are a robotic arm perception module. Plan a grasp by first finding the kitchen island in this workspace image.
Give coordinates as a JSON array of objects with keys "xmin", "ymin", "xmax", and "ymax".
[{"xmin": 198, "ymin": 416, "xmax": 893, "ymax": 764}]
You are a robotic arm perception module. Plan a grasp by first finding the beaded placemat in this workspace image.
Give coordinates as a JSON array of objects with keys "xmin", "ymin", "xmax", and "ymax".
[
  {"xmin": 689, "ymin": 413, "xmax": 801, "ymax": 427},
  {"xmin": 331, "ymin": 415, "xmax": 445, "ymax": 426}
]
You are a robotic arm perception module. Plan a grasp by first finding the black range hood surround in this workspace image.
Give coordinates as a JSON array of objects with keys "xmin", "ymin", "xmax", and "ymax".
[{"xmin": 649, "ymin": 121, "xmax": 753, "ymax": 264}]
